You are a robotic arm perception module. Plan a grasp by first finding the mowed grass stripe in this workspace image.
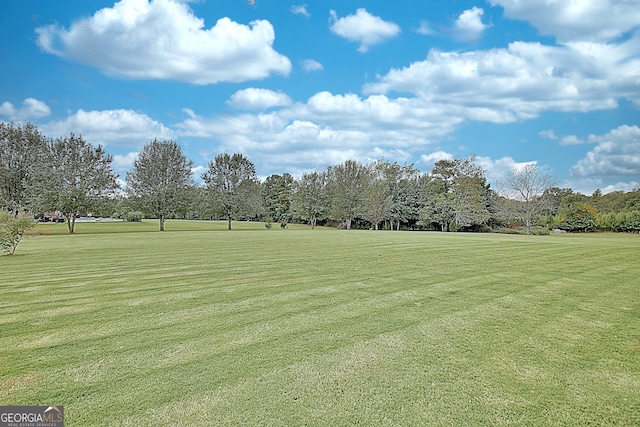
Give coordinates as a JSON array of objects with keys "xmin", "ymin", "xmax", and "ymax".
[{"xmin": 1, "ymin": 224, "xmax": 639, "ymax": 425}]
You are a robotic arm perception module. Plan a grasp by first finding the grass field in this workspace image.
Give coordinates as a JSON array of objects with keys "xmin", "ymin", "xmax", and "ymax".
[{"xmin": 2, "ymin": 221, "xmax": 639, "ymax": 426}]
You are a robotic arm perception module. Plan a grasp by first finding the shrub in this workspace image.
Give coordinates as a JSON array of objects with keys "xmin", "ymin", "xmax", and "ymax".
[
  {"xmin": 125, "ymin": 211, "xmax": 144, "ymax": 222},
  {"xmin": 0, "ymin": 211, "xmax": 36, "ymax": 255}
]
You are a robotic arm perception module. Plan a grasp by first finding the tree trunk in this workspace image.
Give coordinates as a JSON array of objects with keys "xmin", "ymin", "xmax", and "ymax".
[
  {"xmin": 66, "ymin": 214, "xmax": 76, "ymax": 234},
  {"xmin": 159, "ymin": 214, "xmax": 165, "ymax": 231},
  {"xmin": 227, "ymin": 215, "xmax": 232, "ymax": 230},
  {"xmin": 311, "ymin": 216, "xmax": 316, "ymax": 229}
]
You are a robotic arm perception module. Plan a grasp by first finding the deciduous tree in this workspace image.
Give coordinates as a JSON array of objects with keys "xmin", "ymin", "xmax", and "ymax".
[
  {"xmin": 0, "ymin": 122, "xmax": 48, "ymax": 213},
  {"xmin": 292, "ymin": 171, "xmax": 328, "ymax": 229},
  {"xmin": 420, "ymin": 157, "xmax": 490, "ymax": 231},
  {"xmin": 499, "ymin": 164, "xmax": 555, "ymax": 235},
  {"xmin": 38, "ymin": 133, "xmax": 119, "ymax": 234},
  {"xmin": 126, "ymin": 139, "xmax": 194, "ymax": 231},
  {"xmin": 202, "ymin": 153, "xmax": 261, "ymax": 230},
  {"xmin": 327, "ymin": 160, "xmax": 370, "ymax": 230}
]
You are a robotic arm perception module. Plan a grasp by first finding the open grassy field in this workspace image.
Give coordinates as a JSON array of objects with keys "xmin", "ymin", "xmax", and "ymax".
[{"xmin": 2, "ymin": 221, "xmax": 639, "ymax": 426}]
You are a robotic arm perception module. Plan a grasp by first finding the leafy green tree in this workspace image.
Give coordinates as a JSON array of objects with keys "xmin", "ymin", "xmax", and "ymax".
[
  {"xmin": 367, "ymin": 160, "xmax": 421, "ymax": 230},
  {"xmin": 38, "ymin": 133, "xmax": 119, "ymax": 234},
  {"xmin": 0, "ymin": 122, "xmax": 49, "ymax": 213},
  {"xmin": 126, "ymin": 140, "xmax": 194, "ymax": 231},
  {"xmin": 499, "ymin": 164, "xmax": 555, "ymax": 235},
  {"xmin": 0, "ymin": 211, "xmax": 36, "ymax": 255},
  {"xmin": 327, "ymin": 160, "xmax": 370, "ymax": 229},
  {"xmin": 262, "ymin": 173, "xmax": 293, "ymax": 223},
  {"xmin": 291, "ymin": 171, "xmax": 328, "ymax": 229},
  {"xmin": 202, "ymin": 153, "xmax": 261, "ymax": 230},
  {"xmin": 362, "ymin": 178, "xmax": 392, "ymax": 230},
  {"xmin": 420, "ymin": 180, "xmax": 456, "ymax": 231},
  {"xmin": 420, "ymin": 157, "xmax": 490, "ymax": 231},
  {"xmin": 559, "ymin": 202, "xmax": 600, "ymax": 232}
]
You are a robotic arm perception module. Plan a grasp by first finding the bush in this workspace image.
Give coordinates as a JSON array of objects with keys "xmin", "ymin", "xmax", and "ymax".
[
  {"xmin": 0, "ymin": 211, "xmax": 36, "ymax": 255},
  {"xmin": 530, "ymin": 226, "xmax": 550, "ymax": 235},
  {"xmin": 125, "ymin": 211, "xmax": 144, "ymax": 222}
]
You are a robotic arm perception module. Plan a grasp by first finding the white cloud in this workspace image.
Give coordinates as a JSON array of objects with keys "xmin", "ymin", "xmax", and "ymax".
[
  {"xmin": 0, "ymin": 98, "xmax": 51, "ymax": 121},
  {"xmin": 559, "ymin": 135, "xmax": 584, "ymax": 145},
  {"xmin": 227, "ymin": 88, "xmax": 292, "ymax": 110},
  {"xmin": 539, "ymin": 129, "xmax": 558, "ymax": 140},
  {"xmin": 291, "ymin": 4, "xmax": 310, "ymax": 18},
  {"xmin": 419, "ymin": 151, "xmax": 454, "ymax": 170},
  {"xmin": 600, "ymin": 181, "xmax": 640, "ymax": 194},
  {"xmin": 112, "ymin": 152, "xmax": 139, "ymax": 171},
  {"xmin": 301, "ymin": 59, "xmax": 323, "ymax": 72},
  {"xmin": 475, "ymin": 156, "xmax": 537, "ymax": 185},
  {"xmin": 35, "ymin": 0, "xmax": 291, "ymax": 84},
  {"xmin": 41, "ymin": 109, "xmax": 174, "ymax": 147},
  {"xmin": 417, "ymin": 20, "xmax": 436, "ymax": 36},
  {"xmin": 329, "ymin": 8, "xmax": 401, "ymax": 53},
  {"xmin": 364, "ymin": 37, "xmax": 640, "ymax": 121},
  {"xmin": 489, "ymin": 0, "xmax": 640, "ymax": 43},
  {"xmin": 571, "ymin": 125, "xmax": 640, "ymax": 177},
  {"xmin": 175, "ymin": 90, "xmax": 469, "ymax": 175},
  {"xmin": 454, "ymin": 7, "xmax": 489, "ymax": 40}
]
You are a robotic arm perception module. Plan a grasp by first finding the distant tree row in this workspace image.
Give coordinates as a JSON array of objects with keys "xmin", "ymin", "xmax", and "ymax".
[{"xmin": 2, "ymin": 121, "xmax": 639, "ymax": 236}]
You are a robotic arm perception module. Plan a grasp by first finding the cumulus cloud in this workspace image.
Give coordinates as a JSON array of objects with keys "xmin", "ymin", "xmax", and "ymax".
[
  {"xmin": 489, "ymin": 0, "xmax": 640, "ymax": 43},
  {"xmin": 364, "ymin": 37, "xmax": 640, "ymax": 121},
  {"xmin": 301, "ymin": 59, "xmax": 323, "ymax": 72},
  {"xmin": 175, "ymin": 90, "xmax": 468, "ymax": 175},
  {"xmin": 600, "ymin": 181, "xmax": 640, "ymax": 194},
  {"xmin": 475, "ymin": 156, "xmax": 537, "ymax": 185},
  {"xmin": 291, "ymin": 4, "xmax": 310, "ymax": 18},
  {"xmin": 35, "ymin": 0, "xmax": 291, "ymax": 84},
  {"xmin": 571, "ymin": 125, "xmax": 640, "ymax": 177},
  {"xmin": 329, "ymin": 8, "xmax": 401, "ymax": 53},
  {"xmin": 0, "ymin": 98, "xmax": 51, "ymax": 121},
  {"xmin": 41, "ymin": 109, "xmax": 174, "ymax": 147},
  {"xmin": 419, "ymin": 151, "xmax": 454, "ymax": 170},
  {"xmin": 112, "ymin": 151, "xmax": 139, "ymax": 172},
  {"xmin": 227, "ymin": 88, "xmax": 292, "ymax": 110},
  {"xmin": 453, "ymin": 7, "xmax": 489, "ymax": 41}
]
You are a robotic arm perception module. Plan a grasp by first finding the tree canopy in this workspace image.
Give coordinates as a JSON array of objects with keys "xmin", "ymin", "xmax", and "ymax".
[
  {"xmin": 2, "ymin": 120, "xmax": 638, "ymax": 235},
  {"xmin": 202, "ymin": 153, "xmax": 261, "ymax": 230},
  {"xmin": 126, "ymin": 139, "xmax": 194, "ymax": 231},
  {"xmin": 37, "ymin": 133, "xmax": 119, "ymax": 234}
]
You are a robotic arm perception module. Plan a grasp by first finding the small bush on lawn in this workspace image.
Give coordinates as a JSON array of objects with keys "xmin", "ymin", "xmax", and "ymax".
[
  {"xmin": 125, "ymin": 211, "xmax": 144, "ymax": 222},
  {"xmin": 0, "ymin": 211, "xmax": 36, "ymax": 255}
]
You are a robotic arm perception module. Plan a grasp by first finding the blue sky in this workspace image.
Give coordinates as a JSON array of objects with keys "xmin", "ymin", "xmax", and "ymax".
[{"xmin": 1, "ymin": 0, "xmax": 639, "ymax": 194}]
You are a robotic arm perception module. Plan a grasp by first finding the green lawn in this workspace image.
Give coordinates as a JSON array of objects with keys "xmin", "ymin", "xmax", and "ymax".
[{"xmin": 2, "ymin": 223, "xmax": 639, "ymax": 426}]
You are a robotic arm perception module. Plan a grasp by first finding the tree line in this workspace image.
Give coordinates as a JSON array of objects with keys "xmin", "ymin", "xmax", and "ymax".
[{"xmin": 2, "ymin": 121, "xmax": 639, "ymax": 243}]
